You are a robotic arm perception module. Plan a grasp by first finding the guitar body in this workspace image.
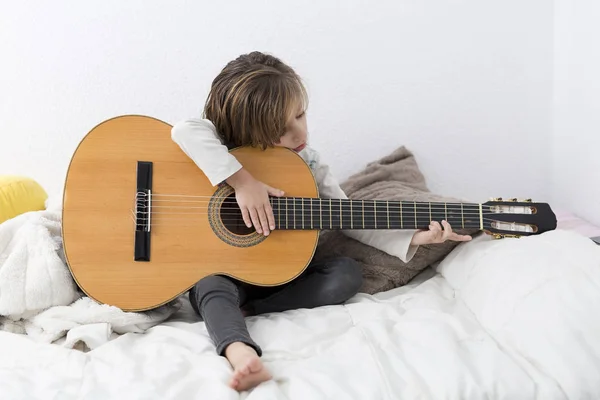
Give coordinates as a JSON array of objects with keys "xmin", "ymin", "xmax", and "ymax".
[{"xmin": 62, "ymin": 115, "xmax": 319, "ymax": 311}]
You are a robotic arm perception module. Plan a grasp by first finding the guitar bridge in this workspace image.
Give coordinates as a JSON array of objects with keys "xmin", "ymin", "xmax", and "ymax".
[{"xmin": 134, "ymin": 161, "xmax": 153, "ymax": 261}]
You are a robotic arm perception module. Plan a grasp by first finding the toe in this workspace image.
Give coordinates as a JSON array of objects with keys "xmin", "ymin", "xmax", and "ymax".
[
  {"xmin": 248, "ymin": 357, "xmax": 263, "ymax": 373},
  {"xmin": 231, "ymin": 369, "xmax": 244, "ymax": 381}
]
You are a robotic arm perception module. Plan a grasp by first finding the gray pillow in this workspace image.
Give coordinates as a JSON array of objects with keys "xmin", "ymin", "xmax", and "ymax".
[{"xmin": 313, "ymin": 146, "xmax": 481, "ymax": 294}]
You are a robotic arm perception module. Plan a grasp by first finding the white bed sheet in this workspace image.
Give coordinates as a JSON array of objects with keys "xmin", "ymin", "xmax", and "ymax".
[{"xmin": 1, "ymin": 229, "xmax": 599, "ymax": 399}]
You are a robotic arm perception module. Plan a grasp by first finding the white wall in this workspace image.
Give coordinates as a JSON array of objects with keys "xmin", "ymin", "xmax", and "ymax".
[
  {"xmin": 553, "ymin": 0, "xmax": 600, "ymax": 227},
  {"xmin": 1, "ymin": 1, "xmax": 553, "ymax": 205}
]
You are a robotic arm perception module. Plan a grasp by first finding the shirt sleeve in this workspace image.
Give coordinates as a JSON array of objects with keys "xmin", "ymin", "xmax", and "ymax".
[
  {"xmin": 171, "ymin": 118, "xmax": 242, "ymax": 186},
  {"xmin": 306, "ymin": 147, "xmax": 419, "ymax": 263}
]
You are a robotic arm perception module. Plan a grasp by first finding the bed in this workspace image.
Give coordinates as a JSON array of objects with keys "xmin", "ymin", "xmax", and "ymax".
[
  {"xmin": 1, "ymin": 209, "xmax": 599, "ymax": 399},
  {"xmin": 1, "ymin": 143, "xmax": 599, "ymax": 399}
]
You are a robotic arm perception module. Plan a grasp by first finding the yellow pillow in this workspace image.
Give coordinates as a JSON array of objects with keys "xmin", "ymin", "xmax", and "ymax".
[{"xmin": 0, "ymin": 175, "xmax": 48, "ymax": 224}]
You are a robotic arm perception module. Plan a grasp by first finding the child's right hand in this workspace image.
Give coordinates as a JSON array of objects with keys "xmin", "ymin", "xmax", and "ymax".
[{"xmin": 226, "ymin": 168, "xmax": 284, "ymax": 236}]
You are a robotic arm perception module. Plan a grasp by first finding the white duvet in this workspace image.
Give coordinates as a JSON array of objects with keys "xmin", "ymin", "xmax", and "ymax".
[{"xmin": 1, "ymin": 229, "xmax": 599, "ymax": 399}]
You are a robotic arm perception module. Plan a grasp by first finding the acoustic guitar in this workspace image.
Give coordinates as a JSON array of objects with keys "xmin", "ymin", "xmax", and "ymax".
[{"xmin": 62, "ymin": 115, "xmax": 557, "ymax": 311}]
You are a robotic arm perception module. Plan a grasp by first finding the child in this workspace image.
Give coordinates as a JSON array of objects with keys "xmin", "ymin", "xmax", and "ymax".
[{"xmin": 171, "ymin": 51, "xmax": 472, "ymax": 391}]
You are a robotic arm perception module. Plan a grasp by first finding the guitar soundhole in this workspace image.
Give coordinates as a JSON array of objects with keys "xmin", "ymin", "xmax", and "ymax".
[{"xmin": 220, "ymin": 194, "xmax": 256, "ymax": 235}]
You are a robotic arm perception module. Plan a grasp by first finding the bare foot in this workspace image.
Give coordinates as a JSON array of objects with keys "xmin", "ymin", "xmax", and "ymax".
[{"xmin": 225, "ymin": 342, "xmax": 271, "ymax": 391}]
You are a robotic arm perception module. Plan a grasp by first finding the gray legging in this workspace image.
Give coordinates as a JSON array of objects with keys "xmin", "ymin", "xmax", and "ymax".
[{"xmin": 189, "ymin": 256, "xmax": 363, "ymax": 356}]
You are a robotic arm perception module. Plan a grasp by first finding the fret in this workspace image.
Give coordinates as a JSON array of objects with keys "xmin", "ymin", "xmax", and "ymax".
[
  {"xmin": 339, "ymin": 199, "xmax": 343, "ymax": 229},
  {"xmin": 329, "ymin": 199, "xmax": 334, "ymax": 229},
  {"xmin": 385, "ymin": 201, "xmax": 390, "ymax": 229},
  {"xmin": 301, "ymin": 198, "xmax": 304, "ymax": 229},
  {"xmin": 443, "ymin": 202, "xmax": 458, "ymax": 227},
  {"xmin": 362, "ymin": 200, "xmax": 365, "ymax": 228},
  {"xmin": 425, "ymin": 201, "xmax": 452, "ymax": 227},
  {"xmin": 415, "ymin": 201, "xmax": 430, "ymax": 229},
  {"xmin": 285, "ymin": 197, "xmax": 289, "ymax": 229},
  {"xmin": 461, "ymin": 203, "xmax": 481, "ymax": 229},
  {"xmin": 319, "ymin": 198, "xmax": 324, "ymax": 229},
  {"xmin": 311, "ymin": 198, "xmax": 319, "ymax": 230},
  {"xmin": 322, "ymin": 198, "xmax": 331, "ymax": 229},
  {"xmin": 452, "ymin": 203, "xmax": 469, "ymax": 228},
  {"xmin": 364, "ymin": 200, "xmax": 375, "ymax": 229},
  {"xmin": 374, "ymin": 201, "xmax": 378, "ymax": 229},
  {"xmin": 274, "ymin": 197, "xmax": 279, "ymax": 229},
  {"xmin": 296, "ymin": 197, "xmax": 302, "ymax": 229},
  {"xmin": 302, "ymin": 198, "xmax": 311, "ymax": 230},
  {"xmin": 400, "ymin": 201, "xmax": 403, "ymax": 228},
  {"xmin": 351, "ymin": 200, "xmax": 362, "ymax": 229},
  {"xmin": 375, "ymin": 200, "xmax": 388, "ymax": 229},
  {"xmin": 402, "ymin": 201, "xmax": 415, "ymax": 229},
  {"xmin": 388, "ymin": 200, "xmax": 401, "ymax": 229},
  {"xmin": 341, "ymin": 200, "xmax": 352, "ymax": 229},
  {"xmin": 429, "ymin": 202, "xmax": 432, "ymax": 223},
  {"xmin": 414, "ymin": 201, "xmax": 417, "ymax": 228},
  {"xmin": 293, "ymin": 197, "xmax": 296, "ymax": 229},
  {"xmin": 311, "ymin": 198, "xmax": 314, "ymax": 229},
  {"xmin": 350, "ymin": 199, "xmax": 353, "ymax": 229},
  {"xmin": 387, "ymin": 201, "xmax": 390, "ymax": 228}
]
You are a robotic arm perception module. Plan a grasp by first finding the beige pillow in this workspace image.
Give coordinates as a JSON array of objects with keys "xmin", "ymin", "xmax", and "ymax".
[{"xmin": 313, "ymin": 146, "xmax": 481, "ymax": 294}]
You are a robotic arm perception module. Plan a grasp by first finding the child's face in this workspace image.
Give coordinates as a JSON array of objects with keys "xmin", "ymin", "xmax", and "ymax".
[{"xmin": 275, "ymin": 105, "xmax": 307, "ymax": 152}]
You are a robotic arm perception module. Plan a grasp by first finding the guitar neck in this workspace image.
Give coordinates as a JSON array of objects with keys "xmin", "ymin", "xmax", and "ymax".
[{"xmin": 270, "ymin": 198, "xmax": 482, "ymax": 230}]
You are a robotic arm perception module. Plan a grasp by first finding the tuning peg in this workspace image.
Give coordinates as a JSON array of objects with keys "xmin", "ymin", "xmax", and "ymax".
[
  {"xmin": 523, "ymin": 198, "xmax": 532, "ymax": 202},
  {"xmin": 490, "ymin": 197, "xmax": 502, "ymax": 201},
  {"xmin": 509, "ymin": 198, "xmax": 517, "ymax": 202},
  {"xmin": 492, "ymin": 234, "xmax": 504, "ymax": 239}
]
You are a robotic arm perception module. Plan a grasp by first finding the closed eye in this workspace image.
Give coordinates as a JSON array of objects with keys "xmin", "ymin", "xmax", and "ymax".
[{"xmin": 296, "ymin": 111, "xmax": 305, "ymax": 119}]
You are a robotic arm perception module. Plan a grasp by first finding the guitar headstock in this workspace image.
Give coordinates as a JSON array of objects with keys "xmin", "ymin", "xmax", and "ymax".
[{"xmin": 481, "ymin": 198, "xmax": 557, "ymax": 238}]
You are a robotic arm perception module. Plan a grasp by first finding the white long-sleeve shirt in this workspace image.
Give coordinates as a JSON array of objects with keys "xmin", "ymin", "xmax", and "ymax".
[{"xmin": 171, "ymin": 118, "xmax": 419, "ymax": 263}]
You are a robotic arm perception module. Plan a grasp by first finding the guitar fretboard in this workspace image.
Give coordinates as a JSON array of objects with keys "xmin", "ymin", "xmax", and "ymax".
[{"xmin": 270, "ymin": 198, "xmax": 482, "ymax": 230}]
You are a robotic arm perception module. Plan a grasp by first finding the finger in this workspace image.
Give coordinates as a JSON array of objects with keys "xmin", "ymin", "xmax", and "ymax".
[
  {"xmin": 432, "ymin": 221, "xmax": 442, "ymax": 240},
  {"xmin": 266, "ymin": 185, "xmax": 285, "ymax": 197},
  {"xmin": 265, "ymin": 202, "xmax": 276, "ymax": 231},
  {"xmin": 240, "ymin": 207, "xmax": 252, "ymax": 228},
  {"xmin": 425, "ymin": 222, "xmax": 437, "ymax": 242},
  {"xmin": 257, "ymin": 207, "xmax": 270, "ymax": 235},
  {"xmin": 249, "ymin": 208, "xmax": 262, "ymax": 233},
  {"xmin": 441, "ymin": 220, "xmax": 453, "ymax": 241},
  {"xmin": 451, "ymin": 233, "xmax": 472, "ymax": 241}
]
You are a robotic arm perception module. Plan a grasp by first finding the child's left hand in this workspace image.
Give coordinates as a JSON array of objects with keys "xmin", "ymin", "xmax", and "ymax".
[{"xmin": 410, "ymin": 220, "xmax": 472, "ymax": 246}]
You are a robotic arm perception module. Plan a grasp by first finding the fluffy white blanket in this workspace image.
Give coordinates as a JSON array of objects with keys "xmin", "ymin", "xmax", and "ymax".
[
  {"xmin": 1, "ymin": 229, "xmax": 599, "ymax": 399},
  {"xmin": 0, "ymin": 203, "xmax": 180, "ymax": 349}
]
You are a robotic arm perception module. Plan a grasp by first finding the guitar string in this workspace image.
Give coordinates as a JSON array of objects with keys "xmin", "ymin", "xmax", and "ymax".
[
  {"xmin": 139, "ymin": 202, "xmax": 496, "ymax": 212},
  {"xmin": 127, "ymin": 214, "xmax": 521, "ymax": 230},
  {"xmin": 133, "ymin": 209, "xmax": 492, "ymax": 215},
  {"xmin": 142, "ymin": 193, "xmax": 526, "ymax": 208},
  {"xmin": 131, "ymin": 204, "xmax": 513, "ymax": 217},
  {"xmin": 134, "ymin": 210, "xmax": 493, "ymax": 219},
  {"xmin": 133, "ymin": 215, "xmax": 499, "ymax": 222},
  {"xmin": 128, "ymin": 208, "xmax": 528, "ymax": 231},
  {"xmin": 139, "ymin": 197, "xmax": 529, "ymax": 212},
  {"xmin": 133, "ymin": 200, "xmax": 503, "ymax": 214},
  {"xmin": 145, "ymin": 195, "xmax": 482, "ymax": 205},
  {"xmin": 129, "ymin": 213, "xmax": 503, "ymax": 225}
]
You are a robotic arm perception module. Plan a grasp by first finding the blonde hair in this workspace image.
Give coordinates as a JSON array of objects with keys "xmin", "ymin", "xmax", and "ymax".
[{"xmin": 203, "ymin": 52, "xmax": 308, "ymax": 149}]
